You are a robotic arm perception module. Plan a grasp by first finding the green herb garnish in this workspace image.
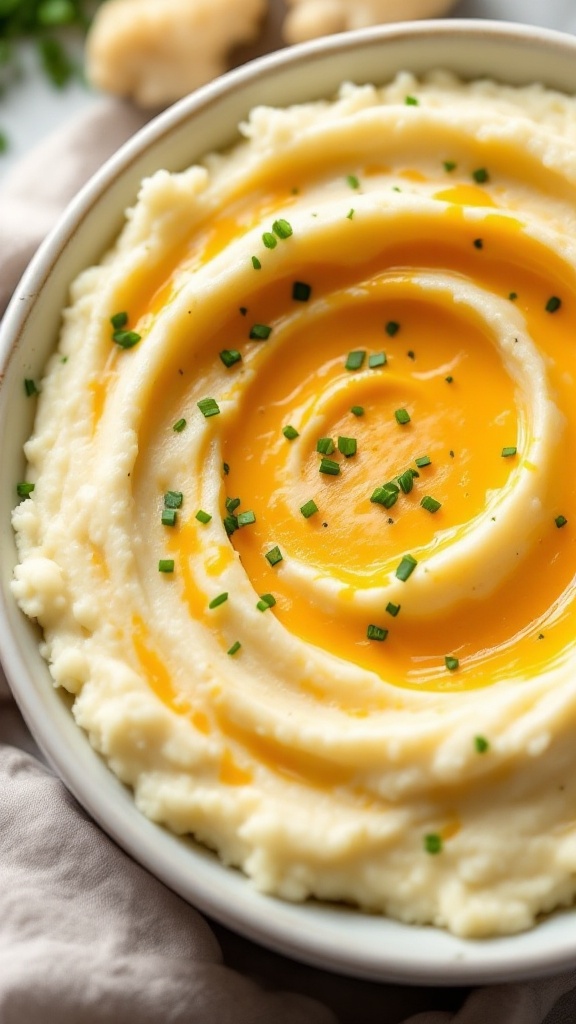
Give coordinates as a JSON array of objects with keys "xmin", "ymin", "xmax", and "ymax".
[
  {"xmin": 164, "ymin": 490, "xmax": 183, "ymax": 509},
  {"xmin": 395, "ymin": 554, "xmax": 417, "ymax": 581},
  {"xmin": 158, "ymin": 559, "xmax": 175, "ymax": 573},
  {"xmin": 316, "ymin": 437, "xmax": 335, "ymax": 455},
  {"xmin": 367, "ymin": 624, "xmax": 388, "ymax": 641},
  {"xmin": 197, "ymin": 397, "xmax": 220, "ymax": 418},
  {"xmin": 282, "ymin": 425, "xmax": 299, "ymax": 440},
  {"xmin": 300, "ymin": 499, "xmax": 318, "ymax": 518},
  {"xmin": 219, "ymin": 349, "xmax": 241, "ymax": 368},
  {"xmin": 256, "ymin": 593, "xmax": 276, "ymax": 611},
  {"xmin": 195, "ymin": 509, "xmax": 212, "ymax": 524},
  {"xmin": 338, "ymin": 436, "xmax": 357, "ymax": 458},
  {"xmin": 424, "ymin": 833, "xmax": 443, "ymax": 854},
  {"xmin": 209, "ymin": 592, "xmax": 228, "ymax": 609},
  {"xmin": 292, "ymin": 281, "xmax": 311, "ymax": 302},
  {"xmin": 319, "ymin": 457, "xmax": 340, "ymax": 476},
  {"xmin": 445, "ymin": 655, "xmax": 459, "ymax": 671},
  {"xmin": 172, "ymin": 417, "xmax": 187, "ymax": 432},
  {"xmin": 421, "ymin": 495, "xmax": 441, "ymax": 513},
  {"xmin": 394, "ymin": 408, "xmax": 411, "ymax": 425},
  {"xmin": 272, "ymin": 218, "xmax": 293, "ymax": 239},
  {"xmin": 345, "ymin": 350, "xmax": 366, "ymax": 371},
  {"xmin": 249, "ymin": 323, "xmax": 272, "ymax": 340},
  {"xmin": 265, "ymin": 545, "xmax": 283, "ymax": 566},
  {"xmin": 227, "ymin": 641, "xmax": 241, "ymax": 656},
  {"xmin": 237, "ymin": 510, "xmax": 256, "ymax": 527},
  {"xmin": 369, "ymin": 352, "xmax": 386, "ymax": 369}
]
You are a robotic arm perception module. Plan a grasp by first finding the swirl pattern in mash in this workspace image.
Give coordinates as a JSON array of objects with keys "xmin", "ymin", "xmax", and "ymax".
[{"xmin": 12, "ymin": 72, "xmax": 576, "ymax": 937}]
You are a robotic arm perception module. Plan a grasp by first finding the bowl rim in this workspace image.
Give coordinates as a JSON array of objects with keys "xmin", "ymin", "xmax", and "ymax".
[{"xmin": 3, "ymin": 16, "xmax": 576, "ymax": 986}]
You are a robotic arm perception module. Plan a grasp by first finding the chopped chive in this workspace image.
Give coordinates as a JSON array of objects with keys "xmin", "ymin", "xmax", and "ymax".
[
  {"xmin": 292, "ymin": 280, "xmax": 311, "ymax": 302},
  {"xmin": 395, "ymin": 554, "xmax": 417, "ymax": 581},
  {"xmin": 172, "ymin": 417, "xmax": 187, "ymax": 432},
  {"xmin": 225, "ymin": 497, "xmax": 240, "ymax": 514},
  {"xmin": 394, "ymin": 408, "xmax": 411, "ymax": 425},
  {"xmin": 319, "ymin": 457, "xmax": 340, "ymax": 476},
  {"xmin": 405, "ymin": 95, "xmax": 418, "ymax": 105},
  {"xmin": 158, "ymin": 559, "xmax": 174, "ymax": 573},
  {"xmin": 501, "ymin": 446, "xmax": 517, "ymax": 458},
  {"xmin": 367, "ymin": 624, "xmax": 388, "ymax": 641},
  {"xmin": 346, "ymin": 208, "xmax": 355, "ymax": 219},
  {"xmin": 300, "ymin": 499, "xmax": 318, "ymax": 518},
  {"xmin": 316, "ymin": 437, "xmax": 335, "ymax": 455},
  {"xmin": 237, "ymin": 510, "xmax": 256, "ymax": 527},
  {"xmin": 265, "ymin": 545, "xmax": 283, "ymax": 566},
  {"xmin": 249, "ymin": 323, "xmax": 272, "ymax": 340},
  {"xmin": 443, "ymin": 160, "xmax": 456, "ymax": 172},
  {"xmin": 16, "ymin": 482, "xmax": 35, "ymax": 498},
  {"xmin": 262, "ymin": 232, "xmax": 277, "ymax": 249},
  {"xmin": 473, "ymin": 238, "xmax": 483, "ymax": 250},
  {"xmin": 251, "ymin": 255, "xmax": 261, "ymax": 269},
  {"xmin": 161, "ymin": 508, "xmax": 177, "ymax": 526},
  {"xmin": 282, "ymin": 425, "xmax": 299, "ymax": 440},
  {"xmin": 272, "ymin": 218, "xmax": 293, "ymax": 239},
  {"xmin": 386, "ymin": 602, "xmax": 401, "ymax": 617},
  {"xmin": 385, "ymin": 321, "xmax": 400, "ymax": 336},
  {"xmin": 370, "ymin": 484, "xmax": 399, "ymax": 509},
  {"xmin": 164, "ymin": 491, "xmax": 183, "ymax": 509},
  {"xmin": 445, "ymin": 655, "xmax": 459, "ymax": 671},
  {"xmin": 197, "ymin": 397, "xmax": 220, "ymax": 418},
  {"xmin": 219, "ymin": 349, "xmax": 242, "ymax": 368},
  {"xmin": 195, "ymin": 509, "xmax": 212, "ymax": 524},
  {"xmin": 223, "ymin": 514, "xmax": 238, "ymax": 535},
  {"xmin": 474, "ymin": 735, "xmax": 489, "ymax": 753},
  {"xmin": 421, "ymin": 495, "xmax": 441, "ymax": 513},
  {"xmin": 424, "ymin": 834, "xmax": 443, "ymax": 855},
  {"xmin": 369, "ymin": 352, "xmax": 387, "ymax": 369},
  {"xmin": 415, "ymin": 455, "xmax": 431, "ymax": 468},
  {"xmin": 227, "ymin": 641, "xmax": 241, "ymax": 656},
  {"xmin": 546, "ymin": 296, "xmax": 562, "ymax": 313},
  {"xmin": 445, "ymin": 375, "xmax": 454, "ymax": 383},
  {"xmin": 472, "ymin": 167, "xmax": 489, "ymax": 183},
  {"xmin": 338, "ymin": 436, "xmax": 357, "ymax": 457},
  {"xmin": 346, "ymin": 174, "xmax": 360, "ymax": 189},
  {"xmin": 257, "ymin": 593, "xmax": 276, "ymax": 611},
  {"xmin": 351, "ymin": 405, "xmax": 364, "ymax": 417},
  {"xmin": 397, "ymin": 470, "xmax": 414, "ymax": 494},
  {"xmin": 112, "ymin": 329, "xmax": 141, "ymax": 349},
  {"xmin": 110, "ymin": 311, "xmax": 128, "ymax": 330},
  {"xmin": 345, "ymin": 350, "xmax": 366, "ymax": 371},
  {"xmin": 209, "ymin": 592, "xmax": 228, "ymax": 609},
  {"xmin": 24, "ymin": 378, "xmax": 38, "ymax": 396},
  {"xmin": 555, "ymin": 515, "xmax": 568, "ymax": 528}
]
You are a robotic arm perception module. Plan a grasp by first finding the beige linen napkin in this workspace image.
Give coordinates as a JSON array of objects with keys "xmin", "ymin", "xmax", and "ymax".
[{"xmin": 2, "ymin": 99, "xmax": 576, "ymax": 1024}]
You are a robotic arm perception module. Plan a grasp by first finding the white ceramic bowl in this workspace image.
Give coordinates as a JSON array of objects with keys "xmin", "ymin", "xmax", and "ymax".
[{"xmin": 3, "ymin": 18, "xmax": 576, "ymax": 986}]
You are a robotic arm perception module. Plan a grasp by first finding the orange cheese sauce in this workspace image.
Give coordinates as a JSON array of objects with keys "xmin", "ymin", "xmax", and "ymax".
[{"xmin": 120, "ymin": 162, "xmax": 576, "ymax": 699}]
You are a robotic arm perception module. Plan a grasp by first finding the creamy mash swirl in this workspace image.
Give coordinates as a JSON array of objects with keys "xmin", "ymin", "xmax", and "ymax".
[{"xmin": 13, "ymin": 72, "xmax": 576, "ymax": 937}]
